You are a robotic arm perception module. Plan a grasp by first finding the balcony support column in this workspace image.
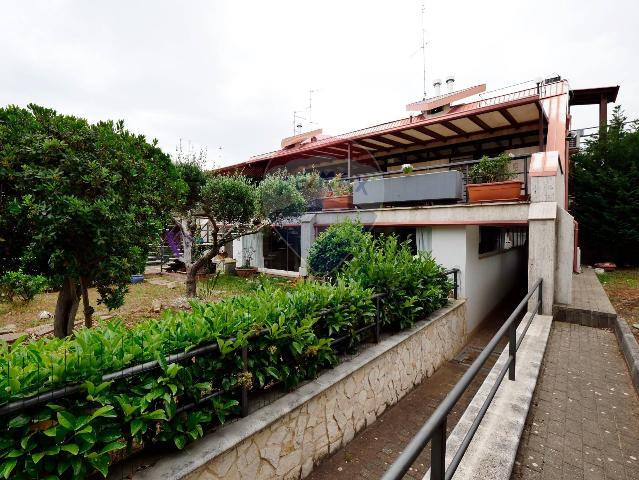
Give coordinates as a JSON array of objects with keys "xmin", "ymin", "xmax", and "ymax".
[{"xmin": 299, "ymin": 213, "xmax": 317, "ymax": 276}]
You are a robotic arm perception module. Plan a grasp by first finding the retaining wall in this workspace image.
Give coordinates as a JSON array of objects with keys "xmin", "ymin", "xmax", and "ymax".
[{"xmin": 137, "ymin": 300, "xmax": 468, "ymax": 480}]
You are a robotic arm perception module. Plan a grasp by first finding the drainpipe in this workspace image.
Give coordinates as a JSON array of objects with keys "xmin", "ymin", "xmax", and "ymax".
[{"xmin": 347, "ymin": 143, "xmax": 352, "ymax": 178}]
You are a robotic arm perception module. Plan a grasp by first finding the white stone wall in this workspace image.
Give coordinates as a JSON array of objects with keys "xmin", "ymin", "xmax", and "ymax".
[{"xmin": 142, "ymin": 301, "xmax": 467, "ymax": 480}]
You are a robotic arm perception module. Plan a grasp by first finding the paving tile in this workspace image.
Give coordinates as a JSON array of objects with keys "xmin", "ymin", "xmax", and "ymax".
[{"xmin": 512, "ymin": 322, "xmax": 639, "ymax": 480}]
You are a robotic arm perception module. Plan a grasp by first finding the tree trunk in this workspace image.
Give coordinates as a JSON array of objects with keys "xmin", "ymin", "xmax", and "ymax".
[
  {"xmin": 79, "ymin": 276, "xmax": 94, "ymax": 328},
  {"xmin": 185, "ymin": 248, "xmax": 218, "ymax": 297},
  {"xmin": 54, "ymin": 278, "xmax": 81, "ymax": 338}
]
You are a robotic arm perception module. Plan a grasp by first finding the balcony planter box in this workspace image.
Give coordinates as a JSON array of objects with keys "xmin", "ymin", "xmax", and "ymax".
[
  {"xmin": 322, "ymin": 194, "xmax": 354, "ymax": 210},
  {"xmin": 466, "ymin": 180, "xmax": 522, "ymax": 203},
  {"xmin": 353, "ymin": 171, "xmax": 462, "ymax": 206},
  {"xmin": 236, "ymin": 266, "xmax": 258, "ymax": 278}
]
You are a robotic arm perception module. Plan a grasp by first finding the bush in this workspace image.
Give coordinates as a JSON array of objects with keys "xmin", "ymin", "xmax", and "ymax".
[
  {"xmin": 0, "ymin": 279, "xmax": 376, "ymax": 479},
  {"xmin": 341, "ymin": 234, "xmax": 451, "ymax": 329},
  {"xmin": 468, "ymin": 152, "xmax": 515, "ymax": 183},
  {"xmin": 307, "ymin": 220, "xmax": 367, "ymax": 278},
  {"xmin": 0, "ymin": 271, "xmax": 48, "ymax": 302}
]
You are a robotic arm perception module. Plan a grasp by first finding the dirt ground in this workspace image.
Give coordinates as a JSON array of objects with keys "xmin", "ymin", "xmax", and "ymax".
[
  {"xmin": 0, "ymin": 272, "xmax": 293, "ymax": 337},
  {"xmin": 598, "ymin": 268, "xmax": 639, "ymax": 341}
]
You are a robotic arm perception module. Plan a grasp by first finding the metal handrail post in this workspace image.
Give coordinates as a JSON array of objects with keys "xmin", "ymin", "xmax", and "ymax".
[
  {"xmin": 375, "ymin": 296, "xmax": 381, "ymax": 343},
  {"xmin": 454, "ymin": 270, "xmax": 458, "ymax": 300},
  {"xmin": 508, "ymin": 322, "xmax": 516, "ymax": 381},
  {"xmin": 431, "ymin": 418, "xmax": 447, "ymax": 480},
  {"xmin": 241, "ymin": 345, "xmax": 249, "ymax": 417}
]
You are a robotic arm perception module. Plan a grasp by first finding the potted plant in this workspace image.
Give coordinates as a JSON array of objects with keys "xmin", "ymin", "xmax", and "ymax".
[
  {"xmin": 321, "ymin": 174, "xmax": 354, "ymax": 210},
  {"xmin": 236, "ymin": 247, "xmax": 258, "ymax": 278},
  {"xmin": 466, "ymin": 153, "xmax": 522, "ymax": 203},
  {"xmin": 401, "ymin": 163, "xmax": 414, "ymax": 174}
]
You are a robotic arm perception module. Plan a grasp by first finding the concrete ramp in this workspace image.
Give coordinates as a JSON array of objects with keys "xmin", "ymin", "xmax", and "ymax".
[{"xmin": 424, "ymin": 313, "xmax": 552, "ymax": 480}]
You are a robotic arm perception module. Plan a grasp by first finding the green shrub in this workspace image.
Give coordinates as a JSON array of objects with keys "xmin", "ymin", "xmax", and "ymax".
[
  {"xmin": 0, "ymin": 279, "xmax": 376, "ymax": 479},
  {"xmin": 307, "ymin": 220, "xmax": 367, "ymax": 278},
  {"xmin": 340, "ymin": 234, "xmax": 451, "ymax": 329},
  {"xmin": 468, "ymin": 152, "xmax": 515, "ymax": 184},
  {"xmin": 0, "ymin": 271, "xmax": 48, "ymax": 302}
]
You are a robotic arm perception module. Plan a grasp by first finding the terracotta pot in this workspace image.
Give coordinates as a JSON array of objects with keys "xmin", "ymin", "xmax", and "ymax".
[
  {"xmin": 466, "ymin": 181, "xmax": 523, "ymax": 203},
  {"xmin": 236, "ymin": 267, "xmax": 258, "ymax": 278},
  {"xmin": 322, "ymin": 194, "xmax": 353, "ymax": 210}
]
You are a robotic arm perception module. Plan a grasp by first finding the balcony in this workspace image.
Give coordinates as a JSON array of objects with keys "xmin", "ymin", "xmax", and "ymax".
[{"xmin": 346, "ymin": 154, "xmax": 531, "ymax": 208}]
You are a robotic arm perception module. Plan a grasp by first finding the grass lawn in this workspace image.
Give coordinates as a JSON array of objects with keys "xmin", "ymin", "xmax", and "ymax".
[
  {"xmin": 0, "ymin": 273, "xmax": 293, "ymax": 336},
  {"xmin": 597, "ymin": 268, "xmax": 639, "ymax": 341}
]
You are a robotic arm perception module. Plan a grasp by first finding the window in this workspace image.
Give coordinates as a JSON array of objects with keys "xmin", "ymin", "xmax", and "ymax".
[{"xmin": 479, "ymin": 226, "xmax": 527, "ymax": 256}]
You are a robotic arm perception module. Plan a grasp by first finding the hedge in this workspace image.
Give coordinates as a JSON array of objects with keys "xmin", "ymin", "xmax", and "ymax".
[{"xmin": 0, "ymin": 237, "xmax": 450, "ymax": 479}]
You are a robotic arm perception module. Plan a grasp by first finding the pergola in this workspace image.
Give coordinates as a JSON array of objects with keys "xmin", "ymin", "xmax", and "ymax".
[{"xmin": 219, "ymin": 85, "xmax": 551, "ymax": 179}]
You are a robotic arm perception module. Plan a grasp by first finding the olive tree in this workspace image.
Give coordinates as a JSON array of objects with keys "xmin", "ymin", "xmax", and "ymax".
[
  {"xmin": 174, "ymin": 165, "xmax": 310, "ymax": 297},
  {"xmin": 0, "ymin": 104, "xmax": 182, "ymax": 337}
]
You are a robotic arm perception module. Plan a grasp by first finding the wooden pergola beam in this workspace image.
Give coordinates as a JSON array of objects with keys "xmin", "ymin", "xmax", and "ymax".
[
  {"xmin": 468, "ymin": 115, "xmax": 493, "ymax": 133},
  {"xmin": 499, "ymin": 108, "xmax": 520, "ymax": 128}
]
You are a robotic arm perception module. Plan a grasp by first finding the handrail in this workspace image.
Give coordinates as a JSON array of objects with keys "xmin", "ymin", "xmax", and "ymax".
[{"xmin": 381, "ymin": 278, "xmax": 542, "ymax": 480}]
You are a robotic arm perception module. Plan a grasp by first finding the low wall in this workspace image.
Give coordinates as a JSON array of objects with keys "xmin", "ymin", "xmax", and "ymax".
[{"xmin": 137, "ymin": 300, "xmax": 467, "ymax": 480}]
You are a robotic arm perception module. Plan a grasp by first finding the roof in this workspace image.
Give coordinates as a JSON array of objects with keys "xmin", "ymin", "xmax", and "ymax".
[
  {"xmin": 569, "ymin": 86, "xmax": 619, "ymax": 106},
  {"xmin": 406, "ymin": 84, "xmax": 486, "ymax": 112},
  {"xmin": 218, "ymin": 83, "xmax": 564, "ymax": 175}
]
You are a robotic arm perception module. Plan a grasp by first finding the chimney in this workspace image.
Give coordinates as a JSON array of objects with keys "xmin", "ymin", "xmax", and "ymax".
[
  {"xmin": 433, "ymin": 79, "xmax": 442, "ymax": 97},
  {"xmin": 445, "ymin": 75, "xmax": 455, "ymax": 93}
]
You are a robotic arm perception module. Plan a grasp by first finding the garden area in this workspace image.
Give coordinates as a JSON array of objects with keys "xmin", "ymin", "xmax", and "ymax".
[
  {"xmin": 0, "ymin": 273, "xmax": 291, "ymax": 340},
  {"xmin": 597, "ymin": 268, "xmax": 639, "ymax": 340},
  {"xmin": 0, "ymin": 105, "xmax": 455, "ymax": 479}
]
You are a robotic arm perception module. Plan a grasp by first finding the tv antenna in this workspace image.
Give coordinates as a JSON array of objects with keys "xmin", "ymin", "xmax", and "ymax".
[
  {"xmin": 421, "ymin": 3, "xmax": 428, "ymax": 100},
  {"xmin": 292, "ymin": 110, "xmax": 306, "ymax": 135}
]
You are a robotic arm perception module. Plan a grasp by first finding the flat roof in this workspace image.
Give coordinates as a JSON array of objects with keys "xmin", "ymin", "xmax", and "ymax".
[{"xmin": 569, "ymin": 86, "xmax": 619, "ymax": 106}]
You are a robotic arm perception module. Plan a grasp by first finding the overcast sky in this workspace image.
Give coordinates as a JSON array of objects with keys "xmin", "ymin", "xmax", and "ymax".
[{"xmin": 1, "ymin": 0, "xmax": 637, "ymax": 168}]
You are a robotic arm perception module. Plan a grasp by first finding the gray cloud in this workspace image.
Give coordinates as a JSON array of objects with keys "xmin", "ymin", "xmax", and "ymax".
[{"xmin": 1, "ymin": 0, "xmax": 636, "ymax": 168}]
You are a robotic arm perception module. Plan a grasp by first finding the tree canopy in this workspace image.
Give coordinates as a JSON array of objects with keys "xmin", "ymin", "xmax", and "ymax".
[
  {"xmin": 173, "ymin": 165, "xmax": 320, "ymax": 297},
  {"xmin": 571, "ymin": 106, "xmax": 639, "ymax": 265},
  {"xmin": 0, "ymin": 104, "xmax": 183, "ymax": 336}
]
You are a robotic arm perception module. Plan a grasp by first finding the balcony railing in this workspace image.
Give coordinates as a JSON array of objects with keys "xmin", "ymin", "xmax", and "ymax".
[{"xmin": 346, "ymin": 154, "xmax": 531, "ymax": 205}]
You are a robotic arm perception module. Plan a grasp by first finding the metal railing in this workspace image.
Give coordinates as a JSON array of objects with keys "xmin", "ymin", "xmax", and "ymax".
[
  {"xmin": 444, "ymin": 268, "xmax": 459, "ymax": 300},
  {"xmin": 381, "ymin": 278, "xmax": 543, "ymax": 480}
]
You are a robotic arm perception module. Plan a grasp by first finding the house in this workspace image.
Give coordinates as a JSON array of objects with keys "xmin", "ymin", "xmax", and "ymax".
[{"xmin": 220, "ymin": 77, "xmax": 618, "ymax": 332}]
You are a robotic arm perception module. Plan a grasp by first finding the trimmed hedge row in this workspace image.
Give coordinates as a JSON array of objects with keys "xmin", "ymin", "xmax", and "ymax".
[{"xmin": 0, "ymin": 234, "xmax": 450, "ymax": 479}]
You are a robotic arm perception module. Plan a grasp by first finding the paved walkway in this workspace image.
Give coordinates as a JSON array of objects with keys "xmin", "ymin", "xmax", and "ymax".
[
  {"xmin": 554, "ymin": 269, "xmax": 616, "ymax": 328},
  {"xmin": 511, "ymin": 322, "xmax": 639, "ymax": 480},
  {"xmin": 572, "ymin": 269, "xmax": 617, "ymax": 315},
  {"xmin": 305, "ymin": 300, "xmax": 514, "ymax": 480}
]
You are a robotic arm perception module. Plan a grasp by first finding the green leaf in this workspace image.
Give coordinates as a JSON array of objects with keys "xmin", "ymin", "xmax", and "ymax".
[
  {"xmin": 265, "ymin": 366, "xmax": 280, "ymax": 380},
  {"xmin": 56, "ymin": 411, "xmax": 75, "ymax": 430},
  {"xmin": 142, "ymin": 410, "xmax": 167, "ymax": 421},
  {"xmin": 8, "ymin": 414, "xmax": 30, "ymax": 429},
  {"xmin": 1, "ymin": 459, "xmax": 17, "ymax": 478},
  {"xmin": 90, "ymin": 405, "xmax": 116, "ymax": 420},
  {"xmin": 174, "ymin": 435, "xmax": 187, "ymax": 450},
  {"xmin": 99, "ymin": 441, "xmax": 126, "ymax": 455},
  {"xmin": 131, "ymin": 418, "xmax": 145, "ymax": 436},
  {"xmin": 89, "ymin": 454, "xmax": 109, "ymax": 478},
  {"xmin": 61, "ymin": 444, "xmax": 79, "ymax": 455},
  {"xmin": 31, "ymin": 452, "xmax": 45, "ymax": 464}
]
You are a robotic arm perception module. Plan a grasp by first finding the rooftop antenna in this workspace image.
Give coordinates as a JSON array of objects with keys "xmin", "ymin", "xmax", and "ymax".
[
  {"xmin": 421, "ymin": 3, "xmax": 427, "ymax": 100},
  {"xmin": 292, "ymin": 110, "xmax": 306, "ymax": 135},
  {"xmin": 308, "ymin": 89, "xmax": 316, "ymax": 124}
]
